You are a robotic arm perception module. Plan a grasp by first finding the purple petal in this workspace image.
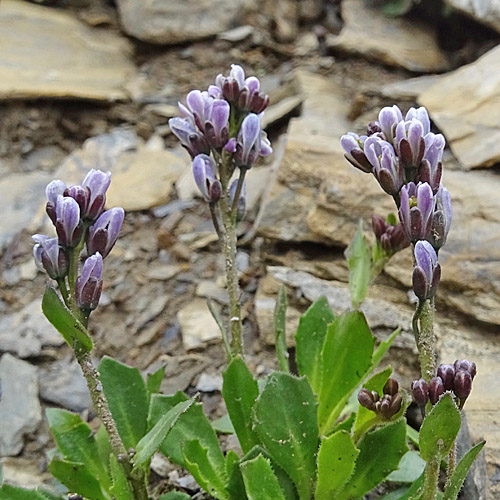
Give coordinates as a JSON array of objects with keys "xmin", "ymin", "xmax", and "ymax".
[
  {"xmin": 415, "ymin": 240, "xmax": 437, "ymax": 282},
  {"xmin": 416, "ymin": 182, "xmax": 435, "ymax": 223},
  {"xmin": 406, "ymin": 107, "xmax": 431, "ymax": 135},
  {"xmin": 407, "ymin": 120, "xmax": 424, "ymax": 158},
  {"xmin": 399, "ymin": 185, "xmax": 410, "ymax": 227},
  {"xmin": 239, "ymin": 114, "xmax": 261, "ymax": 165},
  {"xmin": 245, "ymin": 76, "xmax": 260, "ymax": 94},
  {"xmin": 225, "ymin": 138, "xmax": 237, "ymax": 153},
  {"xmin": 230, "ymin": 64, "xmax": 245, "ymax": 87},
  {"xmin": 260, "ymin": 134, "xmax": 272, "ymax": 156},
  {"xmin": 186, "ymin": 90, "xmax": 206, "ymax": 117},
  {"xmin": 192, "ymin": 154, "xmax": 216, "ymax": 201},
  {"xmin": 82, "ymin": 169, "xmax": 111, "ymax": 202},
  {"xmin": 211, "ymin": 99, "xmax": 230, "ymax": 135},
  {"xmin": 46, "ymin": 180, "xmax": 66, "ymax": 204},
  {"xmin": 378, "ymin": 105, "xmax": 403, "ymax": 141},
  {"xmin": 56, "ymin": 195, "xmax": 80, "ymax": 234}
]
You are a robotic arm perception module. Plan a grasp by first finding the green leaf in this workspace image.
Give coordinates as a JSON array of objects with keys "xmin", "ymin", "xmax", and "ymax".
[
  {"xmin": 274, "ymin": 286, "xmax": 289, "ymax": 372},
  {"xmin": 147, "ymin": 365, "xmax": 166, "ymax": 395},
  {"xmin": 383, "ymin": 0, "xmax": 414, "ymax": 17},
  {"xmin": 406, "ymin": 424, "xmax": 419, "ymax": 447},
  {"xmin": 222, "ymin": 356, "xmax": 260, "ymax": 454},
  {"xmin": 46, "ymin": 408, "xmax": 110, "ymax": 490},
  {"xmin": 346, "ymin": 221, "xmax": 371, "ymax": 309},
  {"xmin": 315, "ymin": 431, "xmax": 359, "ymax": 500},
  {"xmin": 443, "ymin": 441, "xmax": 485, "ymax": 500},
  {"xmin": 94, "ymin": 425, "xmax": 112, "ymax": 474},
  {"xmin": 337, "ymin": 418, "xmax": 409, "ymax": 499},
  {"xmin": 334, "ymin": 412, "xmax": 356, "ymax": 433},
  {"xmin": 354, "ymin": 367, "xmax": 392, "ymax": 436},
  {"xmin": 36, "ymin": 489, "xmax": 64, "ymax": 500},
  {"xmin": 387, "ymin": 451, "xmax": 426, "ymax": 483},
  {"xmin": 183, "ymin": 439, "xmax": 228, "ymax": 500},
  {"xmin": 419, "ymin": 393, "xmax": 461, "ymax": 461},
  {"xmin": 158, "ymin": 493, "xmax": 191, "ymax": 500},
  {"xmin": 134, "ymin": 398, "xmax": 195, "ymax": 467},
  {"xmin": 253, "ymin": 372, "xmax": 319, "ymax": 500},
  {"xmin": 240, "ymin": 455, "xmax": 286, "ymax": 500},
  {"xmin": 150, "ymin": 392, "xmax": 225, "ymax": 470},
  {"xmin": 318, "ymin": 311, "xmax": 375, "ymax": 433},
  {"xmin": 99, "ymin": 356, "xmax": 149, "ymax": 450},
  {"xmin": 295, "ymin": 296, "xmax": 335, "ymax": 394},
  {"xmin": 0, "ymin": 486, "xmax": 48, "ymax": 500},
  {"xmin": 42, "ymin": 286, "xmax": 93, "ymax": 352},
  {"xmin": 109, "ymin": 454, "xmax": 134, "ymax": 500},
  {"xmin": 48, "ymin": 459, "xmax": 108, "ymax": 500},
  {"xmin": 212, "ymin": 413, "xmax": 235, "ymax": 434},
  {"xmin": 371, "ymin": 327, "xmax": 401, "ymax": 371}
]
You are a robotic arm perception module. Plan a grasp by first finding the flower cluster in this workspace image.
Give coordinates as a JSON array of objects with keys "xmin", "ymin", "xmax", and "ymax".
[
  {"xmin": 412, "ymin": 360, "xmax": 476, "ymax": 409},
  {"xmin": 372, "ymin": 214, "xmax": 409, "ymax": 255},
  {"xmin": 169, "ymin": 64, "xmax": 272, "ymax": 209},
  {"xmin": 341, "ymin": 105, "xmax": 452, "ymax": 300},
  {"xmin": 358, "ymin": 378, "xmax": 403, "ymax": 420},
  {"xmin": 33, "ymin": 169, "xmax": 123, "ymax": 313}
]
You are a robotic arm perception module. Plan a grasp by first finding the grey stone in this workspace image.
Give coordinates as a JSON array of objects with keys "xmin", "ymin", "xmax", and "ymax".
[
  {"xmin": 39, "ymin": 359, "xmax": 92, "ymax": 413},
  {"xmin": 0, "ymin": 0, "xmax": 136, "ymax": 100},
  {"xmin": 177, "ymin": 299, "xmax": 221, "ymax": 350},
  {"xmin": 196, "ymin": 373, "xmax": 223, "ymax": 392},
  {"xmin": 0, "ymin": 354, "xmax": 42, "ymax": 456},
  {"xmin": 116, "ymin": 0, "xmax": 246, "ymax": 45},
  {"xmin": 0, "ymin": 300, "xmax": 64, "ymax": 358},
  {"xmin": 446, "ymin": 0, "xmax": 500, "ymax": 33}
]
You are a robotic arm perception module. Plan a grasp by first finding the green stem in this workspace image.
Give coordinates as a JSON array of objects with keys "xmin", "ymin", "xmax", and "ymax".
[
  {"xmin": 209, "ymin": 202, "xmax": 223, "ymax": 240},
  {"xmin": 418, "ymin": 298, "xmax": 436, "ymax": 382},
  {"xmin": 422, "ymin": 458, "xmax": 440, "ymax": 500},
  {"xmin": 230, "ymin": 167, "xmax": 247, "ymax": 221},
  {"xmin": 446, "ymin": 441, "xmax": 456, "ymax": 489}
]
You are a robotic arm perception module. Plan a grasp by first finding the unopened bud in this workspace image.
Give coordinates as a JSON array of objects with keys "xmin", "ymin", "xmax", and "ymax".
[
  {"xmin": 428, "ymin": 376, "xmax": 445, "ymax": 405},
  {"xmin": 454, "ymin": 360, "xmax": 476, "ymax": 380},
  {"xmin": 437, "ymin": 364, "xmax": 455, "ymax": 391},
  {"xmin": 358, "ymin": 388, "xmax": 376, "ymax": 411},
  {"xmin": 383, "ymin": 378, "xmax": 399, "ymax": 396},
  {"xmin": 411, "ymin": 378, "xmax": 429, "ymax": 406},
  {"xmin": 454, "ymin": 370, "xmax": 472, "ymax": 402}
]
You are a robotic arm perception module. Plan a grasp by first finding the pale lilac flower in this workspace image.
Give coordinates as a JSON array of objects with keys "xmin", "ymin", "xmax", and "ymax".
[
  {"xmin": 429, "ymin": 185, "xmax": 452, "ymax": 250},
  {"xmin": 76, "ymin": 253, "xmax": 103, "ymax": 311},
  {"xmin": 419, "ymin": 132, "xmax": 445, "ymax": 191},
  {"xmin": 55, "ymin": 195, "xmax": 82, "ymax": 248},
  {"xmin": 412, "ymin": 240, "xmax": 441, "ymax": 301},
  {"xmin": 364, "ymin": 136, "xmax": 404, "ymax": 195},
  {"xmin": 340, "ymin": 132, "xmax": 372, "ymax": 173},
  {"xmin": 81, "ymin": 169, "xmax": 111, "ymax": 221},
  {"xmin": 231, "ymin": 113, "xmax": 271, "ymax": 168},
  {"xmin": 87, "ymin": 207, "xmax": 124, "ymax": 258},
  {"xmin": 405, "ymin": 107, "xmax": 431, "ymax": 135},
  {"xmin": 32, "ymin": 234, "xmax": 67, "ymax": 279},
  {"xmin": 192, "ymin": 154, "xmax": 222, "ymax": 203},
  {"xmin": 169, "ymin": 117, "xmax": 210, "ymax": 158},
  {"xmin": 45, "ymin": 180, "xmax": 66, "ymax": 224},
  {"xmin": 204, "ymin": 99, "xmax": 230, "ymax": 149},
  {"xmin": 399, "ymin": 182, "xmax": 435, "ymax": 243},
  {"xmin": 378, "ymin": 105, "xmax": 403, "ymax": 143}
]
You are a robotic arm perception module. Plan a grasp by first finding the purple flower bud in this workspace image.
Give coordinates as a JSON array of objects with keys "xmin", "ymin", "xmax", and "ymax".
[
  {"xmin": 429, "ymin": 185, "xmax": 452, "ymax": 251},
  {"xmin": 55, "ymin": 195, "xmax": 83, "ymax": 248},
  {"xmin": 395, "ymin": 119, "xmax": 426, "ymax": 170},
  {"xmin": 378, "ymin": 105, "xmax": 403, "ymax": 143},
  {"xmin": 411, "ymin": 378, "xmax": 429, "ymax": 406},
  {"xmin": 229, "ymin": 178, "xmax": 246, "ymax": 221},
  {"xmin": 64, "ymin": 185, "xmax": 90, "ymax": 218},
  {"xmin": 340, "ymin": 132, "xmax": 372, "ymax": 173},
  {"xmin": 372, "ymin": 214, "xmax": 387, "ymax": 240},
  {"xmin": 185, "ymin": 90, "xmax": 212, "ymax": 132},
  {"xmin": 428, "ymin": 376, "xmax": 445, "ymax": 405},
  {"xmin": 389, "ymin": 393, "xmax": 403, "ymax": 416},
  {"xmin": 204, "ymin": 99, "xmax": 230, "ymax": 149},
  {"xmin": 454, "ymin": 370, "xmax": 472, "ymax": 404},
  {"xmin": 45, "ymin": 180, "xmax": 67, "ymax": 224},
  {"xmin": 169, "ymin": 117, "xmax": 210, "ymax": 158},
  {"xmin": 81, "ymin": 169, "xmax": 112, "ymax": 221},
  {"xmin": 364, "ymin": 136, "xmax": 404, "ymax": 195},
  {"xmin": 192, "ymin": 154, "xmax": 222, "ymax": 203},
  {"xmin": 367, "ymin": 121, "xmax": 382, "ymax": 136},
  {"xmin": 76, "ymin": 253, "xmax": 103, "ymax": 311},
  {"xmin": 379, "ymin": 395, "xmax": 392, "ymax": 419},
  {"xmin": 413, "ymin": 240, "xmax": 441, "ymax": 301},
  {"xmin": 454, "ymin": 360, "xmax": 477, "ymax": 380},
  {"xmin": 358, "ymin": 388, "xmax": 376, "ymax": 411},
  {"xmin": 383, "ymin": 378, "xmax": 399, "ymax": 396},
  {"xmin": 233, "ymin": 114, "xmax": 264, "ymax": 168},
  {"xmin": 418, "ymin": 133, "xmax": 445, "ymax": 192},
  {"xmin": 87, "ymin": 207, "xmax": 124, "ymax": 259},
  {"xmin": 32, "ymin": 234, "xmax": 67, "ymax": 280},
  {"xmin": 405, "ymin": 107, "xmax": 431, "ymax": 135},
  {"xmin": 437, "ymin": 364, "xmax": 456, "ymax": 391},
  {"xmin": 399, "ymin": 182, "xmax": 435, "ymax": 243}
]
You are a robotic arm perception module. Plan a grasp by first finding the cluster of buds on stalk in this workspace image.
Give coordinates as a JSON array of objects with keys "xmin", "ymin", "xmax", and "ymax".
[
  {"xmin": 412, "ymin": 360, "xmax": 476, "ymax": 410},
  {"xmin": 372, "ymin": 213, "xmax": 409, "ymax": 257},
  {"xmin": 169, "ymin": 64, "xmax": 272, "ymax": 218},
  {"xmin": 33, "ymin": 169, "xmax": 123, "ymax": 316},
  {"xmin": 341, "ymin": 105, "xmax": 452, "ymax": 300},
  {"xmin": 358, "ymin": 378, "xmax": 403, "ymax": 420}
]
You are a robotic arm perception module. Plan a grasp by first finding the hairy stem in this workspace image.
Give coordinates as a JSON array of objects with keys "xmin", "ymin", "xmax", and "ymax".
[
  {"xmin": 418, "ymin": 298, "xmax": 436, "ymax": 382},
  {"xmin": 75, "ymin": 347, "xmax": 149, "ymax": 500},
  {"xmin": 446, "ymin": 441, "xmax": 456, "ymax": 488},
  {"xmin": 209, "ymin": 202, "xmax": 223, "ymax": 240},
  {"xmin": 422, "ymin": 458, "xmax": 440, "ymax": 500},
  {"xmin": 230, "ymin": 167, "xmax": 247, "ymax": 221}
]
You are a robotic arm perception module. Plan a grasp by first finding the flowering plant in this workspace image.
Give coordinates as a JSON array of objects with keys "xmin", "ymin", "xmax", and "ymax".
[{"xmin": 0, "ymin": 68, "xmax": 483, "ymax": 500}]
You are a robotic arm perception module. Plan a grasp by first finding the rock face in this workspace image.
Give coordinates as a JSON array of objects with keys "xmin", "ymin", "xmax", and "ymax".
[
  {"xmin": 0, "ymin": 354, "xmax": 42, "ymax": 456},
  {"xmin": 418, "ymin": 44, "xmax": 500, "ymax": 169},
  {"xmin": 0, "ymin": 0, "xmax": 136, "ymax": 100},
  {"xmin": 446, "ymin": 0, "xmax": 500, "ymax": 33},
  {"xmin": 116, "ymin": 0, "xmax": 246, "ymax": 44},
  {"xmin": 327, "ymin": 0, "xmax": 449, "ymax": 72},
  {"xmin": 177, "ymin": 299, "xmax": 221, "ymax": 350}
]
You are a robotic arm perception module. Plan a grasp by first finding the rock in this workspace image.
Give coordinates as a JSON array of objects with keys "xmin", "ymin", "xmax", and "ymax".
[
  {"xmin": 260, "ymin": 95, "xmax": 304, "ymax": 129},
  {"xmin": 196, "ymin": 372, "xmax": 223, "ymax": 392},
  {"xmin": 0, "ymin": 0, "xmax": 136, "ymax": 100},
  {"xmin": 327, "ymin": 0, "xmax": 449, "ymax": 73},
  {"xmin": 377, "ymin": 75, "xmax": 441, "ymax": 101},
  {"xmin": 0, "ymin": 300, "xmax": 64, "ymax": 358},
  {"xmin": 1, "ymin": 457, "xmax": 52, "ymax": 489},
  {"xmin": 196, "ymin": 280, "xmax": 229, "ymax": 305},
  {"xmin": 0, "ymin": 170, "xmax": 53, "ymax": 253},
  {"xmin": 160, "ymin": 354, "xmax": 211, "ymax": 394},
  {"xmin": 116, "ymin": 0, "xmax": 246, "ymax": 44},
  {"xmin": 418, "ymin": 44, "xmax": 500, "ymax": 169},
  {"xmin": 2, "ymin": 259, "xmax": 38, "ymax": 286},
  {"xmin": 39, "ymin": 359, "xmax": 92, "ymax": 413},
  {"xmin": 218, "ymin": 25, "xmax": 255, "ymax": 42},
  {"xmin": 145, "ymin": 264, "xmax": 183, "ymax": 281},
  {"xmin": 177, "ymin": 299, "xmax": 221, "ymax": 350},
  {"xmin": 0, "ymin": 354, "xmax": 42, "ymax": 456},
  {"xmin": 446, "ymin": 0, "xmax": 500, "ymax": 33}
]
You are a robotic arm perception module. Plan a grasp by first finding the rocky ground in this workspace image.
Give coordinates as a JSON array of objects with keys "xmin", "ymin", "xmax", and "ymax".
[{"xmin": 1, "ymin": 0, "xmax": 500, "ymax": 498}]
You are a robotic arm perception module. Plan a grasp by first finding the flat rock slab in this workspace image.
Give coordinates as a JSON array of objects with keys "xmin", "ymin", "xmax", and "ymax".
[
  {"xmin": 0, "ymin": 300, "xmax": 64, "ymax": 358},
  {"xmin": 446, "ymin": 0, "xmax": 500, "ymax": 33},
  {"xmin": 327, "ymin": 0, "xmax": 449, "ymax": 73},
  {"xmin": 0, "ymin": 354, "xmax": 42, "ymax": 456},
  {"xmin": 0, "ymin": 0, "xmax": 136, "ymax": 100},
  {"xmin": 177, "ymin": 299, "xmax": 221, "ymax": 350},
  {"xmin": 116, "ymin": 0, "xmax": 246, "ymax": 44},
  {"xmin": 418, "ymin": 44, "xmax": 500, "ymax": 169}
]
